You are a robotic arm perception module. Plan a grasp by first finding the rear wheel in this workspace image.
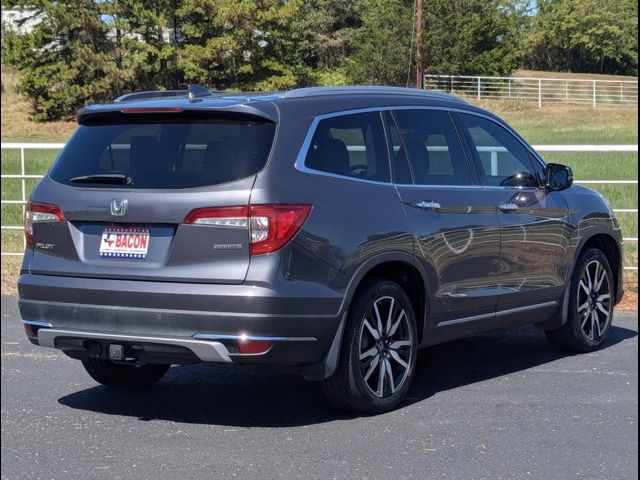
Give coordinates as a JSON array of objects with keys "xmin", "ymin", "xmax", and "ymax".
[
  {"xmin": 321, "ymin": 279, "xmax": 418, "ymax": 414},
  {"xmin": 546, "ymin": 248, "xmax": 614, "ymax": 352},
  {"xmin": 82, "ymin": 358, "xmax": 170, "ymax": 388}
]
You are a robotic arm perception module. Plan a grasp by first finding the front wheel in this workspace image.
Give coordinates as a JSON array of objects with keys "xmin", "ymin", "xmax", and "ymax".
[
  {"xmin": 321, "ymin": 279, "xmax": 418, "ymax": 414},
  {"xmin": 82, "ymin": 358, "xmax": 170, "ymax": 388},
  {"xmin": 546, "ymin": 248, "xmax": 615, "ymax": 352}
]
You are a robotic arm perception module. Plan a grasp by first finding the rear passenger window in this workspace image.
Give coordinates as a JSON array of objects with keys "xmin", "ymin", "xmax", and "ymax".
[
  {"xmin": 391, "ymin": 110, "xmax": 471, "ymax": 185},
  {"xmin": 304, "ymin": 112, "xmax": 390, "ymax": 183}
]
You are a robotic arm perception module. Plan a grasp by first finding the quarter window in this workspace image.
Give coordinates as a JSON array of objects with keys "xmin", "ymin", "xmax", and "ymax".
[
  {"xmin": 304, "ymin": 112, "xmax": 390, "ymax": 183},
  {"xmin": 457, "ymin": 113, "xmax": 539, "ymax": 187},
  {"xmin": 390, "ymin": 110, "xmax": 471, "ymax": 185}
]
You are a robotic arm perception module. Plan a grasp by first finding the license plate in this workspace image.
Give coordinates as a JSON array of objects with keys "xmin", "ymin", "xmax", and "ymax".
[{"xmin": 100, "ymin": 227, "xmax": 150, "ymax": 259}]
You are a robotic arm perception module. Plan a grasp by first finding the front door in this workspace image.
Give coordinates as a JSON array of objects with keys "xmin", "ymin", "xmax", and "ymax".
[{"xmin": 454, "ymin": 112, "xmax": 571, "ymax": 311}]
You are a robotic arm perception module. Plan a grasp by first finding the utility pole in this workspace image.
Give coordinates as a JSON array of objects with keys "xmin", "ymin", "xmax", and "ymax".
[{"xmin": 415, "ymin": 0, "xmax": 424, "ymax": 89}]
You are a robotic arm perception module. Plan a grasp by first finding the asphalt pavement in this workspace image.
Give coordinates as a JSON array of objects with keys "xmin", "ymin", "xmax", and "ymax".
[{"xmin": 1, "ymin": 295, "xmax": 637, "ymax": 480}]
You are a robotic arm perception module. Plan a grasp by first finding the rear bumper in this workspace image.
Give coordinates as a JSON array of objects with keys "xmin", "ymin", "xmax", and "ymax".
[
  {"xmin": 36, "ymin": 327, "xmax": 233, "ymax": 362},
  {"xmin": 18, "ymin": 273, "xmax": 344, "ymax": 369}
]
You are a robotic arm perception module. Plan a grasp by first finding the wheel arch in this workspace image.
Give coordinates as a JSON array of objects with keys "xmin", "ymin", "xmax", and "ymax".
[
  {"xmin": 339, "ymin": 252, "xmax": 431, "ymax": 345},
  {"xmin": 575, "ymin": 231, "xmax": 623, "ymax": 304},
  {"xmin": 538, "ymin": 230, "xmax": 623, "ymax": 331}
]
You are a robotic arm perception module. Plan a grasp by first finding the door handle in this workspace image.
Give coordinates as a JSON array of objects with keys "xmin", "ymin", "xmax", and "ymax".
[
  {"xmin": 498, "ymin": 202, "xmax": 519, "ymax": 212},
  {"xmin": 416, "ymin": 200, "xmax": 441, "ymax": 211}
]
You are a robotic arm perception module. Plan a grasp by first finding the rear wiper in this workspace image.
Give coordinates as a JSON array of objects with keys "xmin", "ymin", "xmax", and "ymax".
[{"xmin": 70, "ymin": 174, "xmax": 132, "ymax": 185}]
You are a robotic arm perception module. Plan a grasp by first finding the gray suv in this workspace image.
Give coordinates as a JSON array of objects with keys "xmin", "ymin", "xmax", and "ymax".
[{"xmin": 19, "ymin": 85, "xmax": 624, "ymax": 413}]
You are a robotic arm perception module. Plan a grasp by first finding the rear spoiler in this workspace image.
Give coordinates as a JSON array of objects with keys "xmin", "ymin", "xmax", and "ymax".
[{"xmin": 77, "ymin": 103, "xmax": 278, "ymax": 124}]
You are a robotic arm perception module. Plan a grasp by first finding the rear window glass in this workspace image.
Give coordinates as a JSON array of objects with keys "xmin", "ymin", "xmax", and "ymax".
[{"xmin": 49, "ymin": 113, "xmax": 276, "ymax": 189}]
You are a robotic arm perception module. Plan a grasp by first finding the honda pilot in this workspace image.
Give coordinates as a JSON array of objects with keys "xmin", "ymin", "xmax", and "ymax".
[{"xmin": 18, "ymin": 85, "xmax": 624, "ymax": 413}]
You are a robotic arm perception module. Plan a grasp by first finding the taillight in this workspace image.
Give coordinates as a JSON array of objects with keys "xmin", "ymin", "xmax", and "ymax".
[
  {"xmin": 24, "ymin": 201, "xmax": 65, "ymax": 247},
  {"xmin": 183, "ymin": 204, "xmax": 312, "ymax": 255}
]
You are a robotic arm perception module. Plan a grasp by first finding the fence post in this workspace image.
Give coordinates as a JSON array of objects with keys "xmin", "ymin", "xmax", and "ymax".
[
  {"xmin": 565, "ymin": 81, "xmax": 569, "ymax": 102},
  {"xmin": 477, "ymin": 77, "xmax": 481, "ymax": 100},
  {"xmin": 593, "ymin": 80, "xmax": 597, "ymax": 107},
  {"xmin": 508, "ymin": 78, "xmax": 511, "ymax": 98},
  {"xmin": 620, "ymin": 83, "xmax": 623, "ymax": 103},
  {"xmin": 538, "ymin": 79, "xmax": 542, "ymax": 108},
  {"xmin": 490, "ymin": 150, "xmax": 498, "ymax": 176},
  {"xmin": 21, "ymin": 146, "xmax": 26, "ymax": 250}
]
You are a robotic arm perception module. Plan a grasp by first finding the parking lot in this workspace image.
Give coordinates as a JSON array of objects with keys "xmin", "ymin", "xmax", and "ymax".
[{"xmin": 1, "ymin": 295, "xmax": 637, "ymax": 480}]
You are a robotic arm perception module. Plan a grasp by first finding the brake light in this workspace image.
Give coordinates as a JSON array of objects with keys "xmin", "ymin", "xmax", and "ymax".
[
  {"xmin": 183, "ymin": 204, "xmax": 312, "ymax": 255},
  {"xmin": 121, "ymin": 106, "xmax": 184, "ymax": 114},
  {"xmin": 24, "ymin": 201, "xmax": 65, "ymax": 247}
]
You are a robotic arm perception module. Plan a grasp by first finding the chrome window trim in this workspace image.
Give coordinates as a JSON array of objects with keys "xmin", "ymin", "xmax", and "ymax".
[
  {"xmin": 294, "ymin": 105, "xmax": 547, "ymax": 188},
  {"xmin": 392, "ymin": 183, "xmax": 485, "ymax": 190}
]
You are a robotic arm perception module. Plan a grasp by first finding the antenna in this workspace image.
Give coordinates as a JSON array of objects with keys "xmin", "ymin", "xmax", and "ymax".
[{"xmin": 188, "ymin": 84, "xmax": 212, "ymax": 102}]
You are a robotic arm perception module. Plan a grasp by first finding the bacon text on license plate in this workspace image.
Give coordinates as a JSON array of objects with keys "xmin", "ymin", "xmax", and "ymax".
[{"xmin": 100, "ymin": 227, "xmax": 150, "ymax": 259}]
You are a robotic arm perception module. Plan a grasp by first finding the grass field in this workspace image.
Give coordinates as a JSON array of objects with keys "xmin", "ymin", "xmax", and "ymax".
[
  {"xmin": 1, "ymin": 70, "xmax": 638, "ymax": 300},
  {"xmin": 514, "ymin": 69, "xmax": 639, "ymax": 82}
]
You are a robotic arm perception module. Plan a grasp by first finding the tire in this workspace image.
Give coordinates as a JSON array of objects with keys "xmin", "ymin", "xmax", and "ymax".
[
  {"xmin": 545, "ymin": 247, "xmax": 615, "ymax": 352},
  {"xmin": 82, "ymin": 358, "xmax": 170, "ymax": 388},
  {"xmin": 321, "ymin": 279, "xmax": 418, "ymax": 414}
]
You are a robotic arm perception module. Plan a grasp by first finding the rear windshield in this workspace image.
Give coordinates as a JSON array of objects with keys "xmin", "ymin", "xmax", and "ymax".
[{"xmin": 49, "ymin": 112, "xmax": 276, "ymax": 189}]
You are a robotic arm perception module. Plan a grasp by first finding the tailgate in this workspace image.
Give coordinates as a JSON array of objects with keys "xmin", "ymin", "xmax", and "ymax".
[{"xmin": 26, "ymin": 110, "xmax": 275, "ymax": 284}]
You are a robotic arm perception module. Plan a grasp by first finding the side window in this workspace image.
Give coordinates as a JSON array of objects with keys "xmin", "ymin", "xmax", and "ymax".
[
  {"xmin": 457, "ymin": 113, "xmax": 539, "ymax": 187},
  {"xmin": 304, "ymin": 111, "xmax": 390, "ymax": 182},
  {"xmin": 391, "ymin": 109, "xmax": 471, "ymax": 186}
]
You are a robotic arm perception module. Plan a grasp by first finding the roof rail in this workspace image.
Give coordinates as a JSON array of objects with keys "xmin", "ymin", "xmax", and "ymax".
[
  {"xmin": 113, "ymin": 84, "xmax": 222, "ymax": 103},
  {"xmin": 282, "ymin": 85, "xmax": 467, "ymax": 102}
]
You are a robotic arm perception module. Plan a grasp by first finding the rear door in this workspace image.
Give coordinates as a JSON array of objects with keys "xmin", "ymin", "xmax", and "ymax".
[
  {"xmin": 27, "ymin": 110, "xmax": 276, "ymax": 284},
  {"xmin": 387, "ymin": 109, "xmax": 502, "ymax": 325},
  {"xmin": 453, "ymin": 112, "xmax": 570, "ymax": 309}
]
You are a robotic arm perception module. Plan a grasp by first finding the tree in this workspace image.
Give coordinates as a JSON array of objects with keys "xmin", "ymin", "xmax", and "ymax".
[
  {"xmin": 421, "ymin": 0, "xmax": 528, "ymax": 76},
  {"xmin": 346, "ymin": 0, "xmax": 527, "ymax": 86},
  {"xmin": 2, "ymin": 0, "xmax": 181, "ymax": 120},
  {"xmin": 175, "ymin": 0, "xmax": 309, "ymax": 90},
  {"xmin": 293, "ymin": 0, "xmax": 360, "ymax": 85},
  {"xmin": 101, "ymin": 0, "xmax": 182, "ymax": 91},
  {"xmin": 346, "ymin": 0, "xmax": 414, "ymax": 86},
  {"xmin": 525, "ymin": 0, "xmax": 638, "ymax": 75},
  {"xmin": 3, "ymin": 1, "xmax": 120, "ymax": 120}
]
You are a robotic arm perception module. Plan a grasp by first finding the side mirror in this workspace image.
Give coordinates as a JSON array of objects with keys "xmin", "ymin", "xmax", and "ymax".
[{"xmin": 545, "ymin": 163, "xmax": 573, "ymax": 191}]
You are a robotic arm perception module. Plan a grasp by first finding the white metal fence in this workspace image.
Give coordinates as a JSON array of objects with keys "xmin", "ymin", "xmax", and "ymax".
[
  {"xmin": 1, "ymin": 143, "xmax": 638, "ymax": 270},
  {"xmin": 424, "ymin": 75, "xmax": 639, "ymax": 107}
]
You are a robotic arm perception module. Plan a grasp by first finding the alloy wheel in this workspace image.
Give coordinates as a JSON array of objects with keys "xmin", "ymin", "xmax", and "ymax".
[
  {"xmin": 358, "ymin": 296, "xmax": 413, "ymax": 398},
  {"xmin": 577, "ymin": 259, "xmax": 612, "ymax": 341}
]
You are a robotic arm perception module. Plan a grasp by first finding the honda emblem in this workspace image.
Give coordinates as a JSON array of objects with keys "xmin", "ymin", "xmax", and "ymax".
[{"xmin": 110, "ymin": 199, "xmax": 128, "ymax": 216}]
